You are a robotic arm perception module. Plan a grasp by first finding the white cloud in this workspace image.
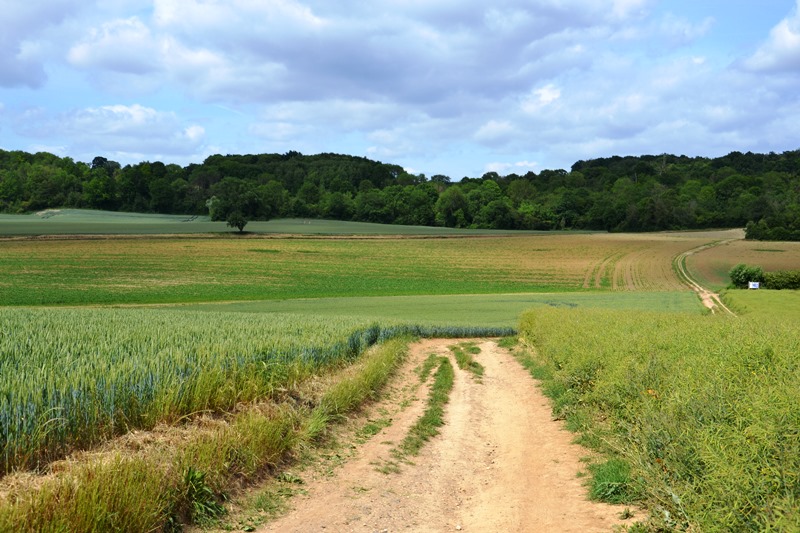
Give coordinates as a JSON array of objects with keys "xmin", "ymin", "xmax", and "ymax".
[
  {"xmin": 484, "ymin": 160, "xmax": 539, "ymax": 175},
  {"xmin": 68, "ymin": 17, "xmax": 160, "ymax": 74},
  {"xmin": 13, "ymin": 104, "xmax": 206, "ymax": 160},
  {"xmin": 744, "ymin": 1, "xmax": 800, "ymax": 72},
  {"xmin": 3, "ymin": 0, "xmax": 800, "ymax": 177},
  {"xmin": 0, "ymin": 1, "xmax": 84, "ymax": 87},
  {"xmin": 521, "ymin": 84, "xmax": 561, "ymax": 114},
  {"xmin": 474, "ymin": 120, "xmax": 516, "ymax": 144},
  {"xmin": 610, "ymin": 0, "xmax": 651, "ymax": 20}
]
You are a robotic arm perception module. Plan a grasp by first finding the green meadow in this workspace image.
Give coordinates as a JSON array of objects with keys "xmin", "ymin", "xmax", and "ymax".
[{"xmin": 0, "ymin": 209, "xmax": 548, "ymax": 236}]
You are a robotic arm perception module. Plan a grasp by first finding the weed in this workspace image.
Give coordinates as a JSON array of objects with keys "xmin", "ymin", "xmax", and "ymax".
[
  {"xmin": 497, "ymin": 336, "xmax": 518, "ymax": 349},
  {"xmin": 395, "ymin": 357, "xmax": 454, "ymax": 459},
  {"xmin": 417, "ymin": 353, "xmax": 440, "ymax": 382},
  {"xmin": 588, "ymin": 459, "xmax": 634, "ymax": 504},
  {"xmin": 450, "ymin": 343, "xmax": 484, "ymax": 380},
  {"xmin": 356, "ymin": 418, "xmax": 392, "ymax": 442}
]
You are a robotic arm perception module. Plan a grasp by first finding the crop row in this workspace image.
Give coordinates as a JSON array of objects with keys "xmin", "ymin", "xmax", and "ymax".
[
  {"xmin": 0, "ymin": 307, "xmax": 513, "ymax": 475},
  {"xmin": 520, "ymin": 308, "xmax": 800, "ymax": 531}
]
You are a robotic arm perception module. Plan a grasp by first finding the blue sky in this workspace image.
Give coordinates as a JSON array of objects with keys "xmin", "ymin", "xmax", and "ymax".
[{"xmin": 1, "ymin": 1, "xmax": 799, "ymax": 179}]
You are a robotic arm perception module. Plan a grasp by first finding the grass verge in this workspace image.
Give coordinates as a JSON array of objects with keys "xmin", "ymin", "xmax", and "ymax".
[{"xmin": 517, "ymin": 307, "xmax": 800, "ymax": 531}]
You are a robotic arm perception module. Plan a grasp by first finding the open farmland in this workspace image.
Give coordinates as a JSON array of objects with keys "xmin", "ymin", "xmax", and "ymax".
[
  {"xmin": 0, "ymin": 210, "xmax": 546, "ymax": 236},
  {"xmin": 178, "ymin": 292, "xmax": 701, "ymax": 327},
  {"xmin": 0, "ymin": 230, "xmax": 738, "ymax": 307},
  {"xmin": 2, "ymin": 223, "xmax": 782, "ymax": 531},
  {"xmin": 686, "ymin": 237, "xmax": 800, "ymax": 290},
  {"xmin": 723, "ymin": 289, "xmax": 800, "ymax": 319}
]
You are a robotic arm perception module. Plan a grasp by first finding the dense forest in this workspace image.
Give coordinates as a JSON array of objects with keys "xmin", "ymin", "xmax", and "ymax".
[{"xmin": 1, "ymin": 148, "xmax": 799, "ymax": 239}]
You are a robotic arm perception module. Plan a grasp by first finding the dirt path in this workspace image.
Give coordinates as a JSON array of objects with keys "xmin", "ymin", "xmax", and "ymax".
[
  {"xmin": 260, "ymin": 339, "xmax": 626, "ymax": 533},
  {"xmin": 673, "ymin": 241, "xmax": 737, "ymax": 315}
]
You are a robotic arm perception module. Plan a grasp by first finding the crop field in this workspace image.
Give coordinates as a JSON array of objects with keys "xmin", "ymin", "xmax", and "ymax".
[
  {"xmin": 687, "ymin": 237, "xmax": 800, "ymax": 290},
  {"xmin": 178, "ymin": 291, "xmax": 702, "ymax": 327},
  {"xmin": 0, "ymin": 210, "xmax": 544, "ymax": 236},
  {"xmin": 0, "ymin": 231, "xmax": 733, "ymax": 306},
  {"xmin": 0, "ymin": 308, "xmax": 376, "ymax": 473},
  {"xmin": 519, "ymin": 307, "xmax": 800, "ymax": 531},
  {"xmin": 0, "ymin": 306, "xmax": 511, "ymax": 475},
  {"xmin": 0, "ymin": 221, "xmax": 771, "ymax": 531},
  {"xmin": 583, "ymin": 230, "xmax": 741, "ymax": 291}
]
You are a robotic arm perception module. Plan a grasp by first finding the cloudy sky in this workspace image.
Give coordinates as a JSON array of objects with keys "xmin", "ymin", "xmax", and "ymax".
[{"xmin": 1, "ymin": 1, "xmax": 799, "ymax": 178}]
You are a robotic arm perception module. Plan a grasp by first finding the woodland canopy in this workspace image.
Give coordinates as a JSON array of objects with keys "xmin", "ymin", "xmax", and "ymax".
[{"xmin": 1, "ymin": 149, "xmax": 798, "ymax": 239}]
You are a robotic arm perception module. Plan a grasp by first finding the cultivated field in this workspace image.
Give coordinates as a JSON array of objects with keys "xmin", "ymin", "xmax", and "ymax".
[
  {"xmin": 0, "ymin": 210, "xmax": 544, "ymax": 236},
  {"xmin": 1, "ymin": 219, "xmax": 797, "ymax": 531},
  {"xmin": 519, "ymin": 308, "xmax": 800, "ymax": 531},
  {"xmin": 687, "ymin": 236, "xmax": 800, "ymax": 290},
  {"xmin": 0, "ymin": 230, "xmax": 738, "ymax": 307}
]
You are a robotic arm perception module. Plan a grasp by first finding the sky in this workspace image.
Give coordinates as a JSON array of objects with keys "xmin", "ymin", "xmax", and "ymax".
[{"xmin": 1, "ymin": 1, "xmax": 800, "ymax": 179}]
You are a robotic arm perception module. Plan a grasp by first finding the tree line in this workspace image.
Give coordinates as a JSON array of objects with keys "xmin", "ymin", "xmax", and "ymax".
[{"xmin": 1, "ymin": 148, "xmax": 799, "ymax": 239}]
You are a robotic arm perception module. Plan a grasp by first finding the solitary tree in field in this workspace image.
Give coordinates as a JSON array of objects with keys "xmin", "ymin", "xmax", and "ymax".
[{"xmin": 226, "ymin": 211, "xmax": 248, "ymax": 233}]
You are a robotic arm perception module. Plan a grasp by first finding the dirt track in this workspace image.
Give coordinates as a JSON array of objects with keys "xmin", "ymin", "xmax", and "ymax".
[{"xmin": 261, "ymin": 339, "xmax": 627, "ymax": 533}]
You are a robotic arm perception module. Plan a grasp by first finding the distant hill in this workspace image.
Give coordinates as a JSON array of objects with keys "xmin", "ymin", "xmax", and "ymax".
[{"xmin": 1, "ymin": 148, "xmax": 798, "ymax": 239}]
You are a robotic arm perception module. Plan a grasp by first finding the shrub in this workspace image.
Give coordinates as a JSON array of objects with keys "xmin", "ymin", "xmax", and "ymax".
[
  {"xmin": 728, "ymin": 263, "xmax": 764, "ymax": 288},
  {"xmin": 763, "ymin": 270, "xmax": 800, "ymax": 290}
]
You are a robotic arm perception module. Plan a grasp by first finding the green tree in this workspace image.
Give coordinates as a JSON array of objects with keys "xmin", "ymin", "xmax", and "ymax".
[
  {"xmin": 435, "ymin": 186, "xmax": 469, "ymax": 227},
  {"xmin": 226, "ymin": 211, "xmax": 248, "ymax": 233},
  {"xmin": 209, "ymin": 177, "xmax": 265, "ymax": 221}
]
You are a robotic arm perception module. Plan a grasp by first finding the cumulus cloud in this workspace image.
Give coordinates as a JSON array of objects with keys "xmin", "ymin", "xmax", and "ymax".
[
  {"xmin": 743, "ymin": 0, "xmax": 800, "ymax": 72},
  {"xmin": 68, "ymin": 17, "xmax": 161, "ymax": 74},
  {"xmin": 14, "ymin": 104, "xmax": 206, "ymax": 160},
  {"xmin": 60, "ymin": 0, "xmax": 661, "ymax": 107},
  {"xmin": 3, "ymin": 1, "xmax": 800, "ymax": 176},
  {"xmin": 0, "ymin": 1, "xmax": 83, "ymax": 87}
]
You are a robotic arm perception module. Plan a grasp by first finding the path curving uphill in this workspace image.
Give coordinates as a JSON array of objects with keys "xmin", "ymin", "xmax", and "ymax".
[
  {"xmin": 673, "ymin": 240, "xmax": 737, "ymax": 316},
  {"xmin": 260, "ymin": 339, "xmax": 626, "ymax": 533}
]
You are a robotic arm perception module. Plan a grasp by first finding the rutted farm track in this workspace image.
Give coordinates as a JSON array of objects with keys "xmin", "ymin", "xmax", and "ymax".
[
  {"xmin": 256, "ymin": 340, "xmax": 626, "ymax": 533},
  {"xmin": 673, "ymin": 241, "xmax": 737, "ymax": 315}
]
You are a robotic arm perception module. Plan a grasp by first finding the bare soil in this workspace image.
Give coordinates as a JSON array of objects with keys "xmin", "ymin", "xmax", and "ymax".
[{"xmin": 259, "ymin": 339, "xmax": 628, "ymax": 533}]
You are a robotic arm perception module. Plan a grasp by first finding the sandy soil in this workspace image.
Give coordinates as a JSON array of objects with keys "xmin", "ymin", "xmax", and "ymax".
[{"xmin": 261, "ymin": 339, "xmax": 627, "ymax": 533}]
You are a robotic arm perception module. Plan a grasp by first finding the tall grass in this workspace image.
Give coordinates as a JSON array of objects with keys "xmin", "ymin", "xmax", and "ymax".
[
  {"xmin": 519, "ymin": 308, "xmax": 800, "ymax": 531},
  {"xmin": 0, "ymin": 307, "xmax": 513, "ymax": 475},
  {"xmin": 0, "ymin": 338, "xmax": 410, "ymax": 532}
]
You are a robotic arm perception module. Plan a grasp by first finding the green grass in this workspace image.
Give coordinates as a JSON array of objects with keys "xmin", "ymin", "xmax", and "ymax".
[
  {"xmin": 0, "ymin": 210, "xmax": 550, "ymax": 236},
  {"xmin": 722, "ymin": 289, "xmax": 800, "ymax": 319},
  {"xmin": 588, "ymin": 458, "xmax": 636, "ymax": 504},
  {"xmin": 394, "ymin": 357, "xmax": 454, "ymax": 458},
  {"xmin": 449, "ymin": 342, "xmax": 485, "ymax": 380},
  {"xmin": 0, "ymin": 338, "xmax": 409, "ymax": 532},
  {"xmin": 177, "ymin": 292, "xmax": 703, "ymax": 327},
  {"xmin": 519, "ymin": 307, "xmax": 800, "ymax": 531}
]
